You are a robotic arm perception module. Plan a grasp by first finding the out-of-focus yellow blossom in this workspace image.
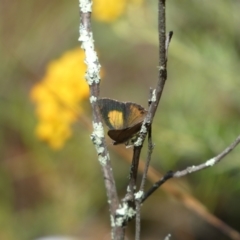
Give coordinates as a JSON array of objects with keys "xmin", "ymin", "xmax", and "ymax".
[
  {"xmin": 30, "ymin": 48, "xmax": 89, "ymax": 149},
  {"xmin": 93, "ymin": 0, "xmax": 143, "ymax": 22}
]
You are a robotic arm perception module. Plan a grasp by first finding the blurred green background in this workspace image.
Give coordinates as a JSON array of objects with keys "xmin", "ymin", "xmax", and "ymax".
[{"xmin": 1, "ymin": 0, "xmax": 240, "ymax": 239}]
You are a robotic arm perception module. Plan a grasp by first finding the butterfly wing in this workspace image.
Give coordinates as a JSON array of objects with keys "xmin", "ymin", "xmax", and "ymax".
[
  {"xmin": 98, "ymin": 98, "xmax": 126, "ymax": 130},
  {"xmin": 108, "ymin": 122, "xmax": 143, "ymax": 145},
  {"xmin": 125, "ymin": 102, "xmax": 147, "ymax": 127}
]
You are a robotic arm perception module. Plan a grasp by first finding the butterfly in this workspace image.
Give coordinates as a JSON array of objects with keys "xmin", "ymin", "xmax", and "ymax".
[{"xmin": 98, "ymin": 98, "xmax": 147, "ymax": 145}]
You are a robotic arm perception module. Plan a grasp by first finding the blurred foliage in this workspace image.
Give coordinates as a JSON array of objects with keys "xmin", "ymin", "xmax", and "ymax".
[{"xmin": 0, "ymin": 0, "xmax": 240, "ymax": 239}]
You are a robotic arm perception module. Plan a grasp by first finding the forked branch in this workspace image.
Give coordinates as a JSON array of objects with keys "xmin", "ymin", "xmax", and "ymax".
[{"xmin": 142, "ymin": 135, "xmax": 240, "ymax": 203}]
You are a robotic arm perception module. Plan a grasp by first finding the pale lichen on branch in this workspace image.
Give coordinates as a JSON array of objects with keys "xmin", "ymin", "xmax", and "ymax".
[
  {"xmin": 79, "ymin": 0, "xmax": 92, "ymax": 13},
  {"xmin": 79, "ymin": 1, "xmax": 122, "ymax": 238},
  {"xmin": 78, "ymin": 25, "xmax": 101, "ymax": 85}
]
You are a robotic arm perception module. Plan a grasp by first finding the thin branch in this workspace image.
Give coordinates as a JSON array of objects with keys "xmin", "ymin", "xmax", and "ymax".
[
  {"xmin": 132, "ymin": 1, "xmax": 169, "ymax": 237},
  {"xmin": 125, "ymin": 0, "xmax": 169, "ymax": 202},
  {"xmin": 135, "ymin": 31, "xmax": 173, "ymax": 240},
  {"xmin": 133, "ymin": 0, "xmax": 170, "ymax": 151},
  {"xmin": 120, "ymin": 146, "xmax": 141, "ymax": 229},
  {"xmin": 142, "ymin": 171, "xmax": 173, "ymax": 203},
  {"xmin": 135, "ymin": 127, "xmax": 154, "ymax": 240},
  {"xmin": 128, "ymin": 146, "xmax": 142, "ymax": 195},
  {"xmin": 174, "ymin": 135, "xmax": 240, "ymax": 177},
  {"xmin": 140, "ymin": 125, "xmax": 154, "ymax": 190},
  {"xmin": 135, "ymin": 89, "xmax": 156, "ymax": 239},
  {"xmin": 125, "ymin": 0, "xmax": 172, "ymax": 200},
  {"xmin": 139, "ymin": 89, "xmax": 155, "ymax": 192},
  {"xmin": 135, "ymin": 198, "xmax": 141, "ymax": 240},
  {"xmin": 78, "ymin": 1, "xmax": 123, "ymax": 239},
  {"xmin": 142, "ymin": 135, "xmax": 240, "ymax": 203},
  {"xmin": 135, "ymin": 90, "xmax": 155, "ymax": 240}
]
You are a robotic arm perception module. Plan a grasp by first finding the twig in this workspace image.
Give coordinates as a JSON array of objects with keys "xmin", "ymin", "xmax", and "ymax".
[
  {"xmin": 141, "ymin": 171, "xmax": 173, "ymax": 203},
  {"xmin": 135, "ymin": 90, "xmax": 155, "ymax": 240},
  {"xmin": 132, "ymin": 0, "xmax": 171, "ymax": 161},
  {"xmin": 142, "ymin": 135, "xmax": 240, "ymax": 203},
  {"xmin": 131, "ymin": 1, "xmax": 170, "ymax": 237},
  {"xmin": 78, "ymin": 1, "xmax": 123, "ymax": 239},
  {"xmin": 128, "ymin": 146, "xmax": 142, "ymax": 196},
  {"xmin": 141, "ymin": 125, "xmax": 154, "ymax": 190},
  {"xmin": 173, "ymin": 135, "xmax": 240, "ymax": 177},
  {"xmin": 135, "ymin": 127, "xmax": 154, "ymax": 240},
  {"xmin": 139, "ymin": 89, "xmax": 155, "ymax": 192}
]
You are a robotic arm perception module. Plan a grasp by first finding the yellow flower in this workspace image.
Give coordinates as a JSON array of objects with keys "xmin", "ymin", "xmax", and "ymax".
[
  {"xmin": 92, "ymin": 0, "xmax": 143, "ymax": 22},
  {"xmin": 93, "ymin": 0, "xmax": 127, "ymax": 22},
  {"xmin": 30, "ymin": 48, "xmax": 89, "ymax": 149}
]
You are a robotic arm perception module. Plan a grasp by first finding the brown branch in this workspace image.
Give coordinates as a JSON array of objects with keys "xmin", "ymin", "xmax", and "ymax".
[
  {"xmin": 133, "ymin": 0, "xmax": 169, "ymax": 148},
  {"xmin": 129, "ymin": 0, "xmax": 170, "ymax": 238},
  {"xmin": 174, "ymin": 135, "xmax": 240, "ymax": 177},
  {"xmin": 78, "ymin": 1, "xmax": 124, "ymax": 239},
  {"xmin": 135, "ymin": 89, "xmax": 155, "ymax": 240},
  {"xmin": 142, "ymin": 135, "xmax": 240, "ymax": 203}
]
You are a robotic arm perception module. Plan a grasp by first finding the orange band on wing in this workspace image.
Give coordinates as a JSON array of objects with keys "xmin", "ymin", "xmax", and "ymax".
[{"xmin": 108, "ymin": 110, "xmax": 124, "ymax": 129}]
